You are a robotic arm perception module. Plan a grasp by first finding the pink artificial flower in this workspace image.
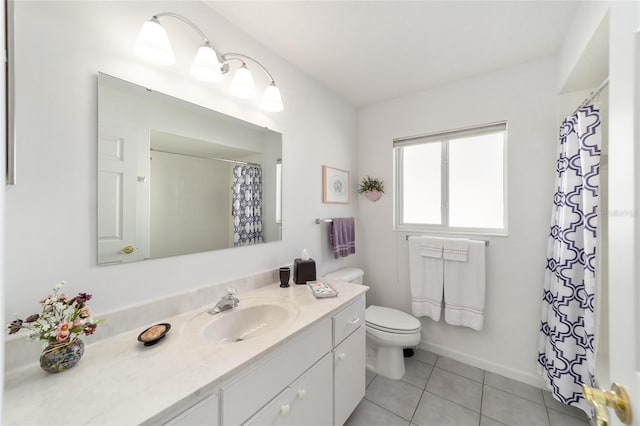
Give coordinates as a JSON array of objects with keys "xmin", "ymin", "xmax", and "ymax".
[
  {"xmin": 79, "ymin": 307, "xmax": 90, "ymax": 319},
  {"xmin": 56, "ymin": 329, "xmax": 70, "ymax": 342},
  {"xmin": 57, "ymin": 321, "xmax": 71, "ymax": 332},
  {"xmin": 55, "ymin": 320, "xmax": 72, "ymax": 342},
  {"xmin": 73, "ymin": 319, "xmax": 83, "ymax": 327}
]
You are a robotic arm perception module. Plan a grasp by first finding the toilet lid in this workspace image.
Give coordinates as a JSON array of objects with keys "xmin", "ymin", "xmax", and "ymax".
[{"xmin": 366, "ymin": 305, "xmax": 421, "ymax": 333}]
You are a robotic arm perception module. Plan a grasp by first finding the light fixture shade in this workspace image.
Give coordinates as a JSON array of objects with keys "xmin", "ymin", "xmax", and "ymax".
[
  {"xmin": 259, "ymin": 82, "xmax": 284, "ymax": 112},
  {"xmin": 134, "ymin": 18, "xmax": 175, "ymax": 66},
  {"xmin": 229, "ymin": 64, "xmax": 256, "ymax": 99},
  {"xmin": 191, "ymin": 45, "xmax": 223, "ymax": 83}
]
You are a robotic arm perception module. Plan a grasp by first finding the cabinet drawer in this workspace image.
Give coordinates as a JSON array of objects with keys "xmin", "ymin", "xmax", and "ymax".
[
  {"xmin": 332, "ymin": 296, "xmax": 365, "ymax": 346},
  {"xmin": 244, "ymin": 353, "xmax": 332, "ymax": 426},
  {"xmin": 334, "ymin": 326, "xmax": 366, "ymax": 426},
  {"xmin": 221, "ymin": 317, "xmax": 331, "ymax": 425},
  {"xmin": 165, "ymin": 393, "xmax": 218, "ymax": 426}
]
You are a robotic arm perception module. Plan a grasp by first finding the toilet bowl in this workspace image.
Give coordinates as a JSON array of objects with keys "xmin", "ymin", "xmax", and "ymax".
[
  {"xmin": 365, "ymin": 305, "xmax": 421, "ymax": 379},
  {"xmin": 324, "ymin": 268, "xmax": 422, "ymax": 380}
]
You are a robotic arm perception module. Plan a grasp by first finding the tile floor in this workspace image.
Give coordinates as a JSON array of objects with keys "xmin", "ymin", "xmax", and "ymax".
[{"xmin": 344, "ymin": 349, "xmax": 591, "ymax": 426}]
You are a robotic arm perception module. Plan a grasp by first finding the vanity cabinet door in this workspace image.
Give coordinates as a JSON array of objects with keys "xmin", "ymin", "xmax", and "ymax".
[
  {"xmin": 244, "ymin": 353, "xmax": 332, "ymax": 426},
  {"xmin": 222, "ymin": 318, "xmax": 331, "ymax": 425},
  {"xmin": 165, "ymin": 393, "xmax": 219, "ymax": 426},
  {"xmin": 333, "ymin": 326, "xmax": 366, "ymax": 426}
]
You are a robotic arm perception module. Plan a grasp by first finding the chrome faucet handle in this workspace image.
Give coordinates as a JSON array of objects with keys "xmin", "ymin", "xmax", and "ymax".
[
  {"xmin": 208, "ymin": 288, "xmax": 239, "ymax": 315},
  {"xmin": 223, "ymin": 287, "xmax": 239, "ymax": 303},
  {"xmin": 224, "ymin": 287, "xmax": 239, "ymax": 305}
]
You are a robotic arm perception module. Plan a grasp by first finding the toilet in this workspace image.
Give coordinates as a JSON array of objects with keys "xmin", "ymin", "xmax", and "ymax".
[{"xmin": 324, "ymin": 268, "xmax": 422, "ymax": 380}]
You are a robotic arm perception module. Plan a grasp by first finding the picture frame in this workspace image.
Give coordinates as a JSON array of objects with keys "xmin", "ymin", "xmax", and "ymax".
[{"xmin": 322, "ymin": 165, "xmax": 350, "ymax": 204}]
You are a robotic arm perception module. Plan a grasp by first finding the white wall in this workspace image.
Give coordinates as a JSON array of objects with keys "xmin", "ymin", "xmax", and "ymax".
[
  {"xmin": 557, "ymin": 1, "xmax": 609, "ymax": 92},
  {"xmin": 150, "ymin": 151, "xmax": 231, "ymax": 257},
  {"xmin": 358, "ymin": 57, "xmax": 558, "ymax": 387},
  {"xmin": 5, "ymin": 1, "xmax": 358, "ymax": 321}
]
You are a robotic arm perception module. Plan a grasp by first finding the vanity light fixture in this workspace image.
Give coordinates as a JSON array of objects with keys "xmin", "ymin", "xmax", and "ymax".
[
  {"xmin": 135, "ymin": 12, "xmax": 284, "ymax": 112},
  {"xmin": 229, "ymin": 62, "xmax": 256, "ymax": 99}
]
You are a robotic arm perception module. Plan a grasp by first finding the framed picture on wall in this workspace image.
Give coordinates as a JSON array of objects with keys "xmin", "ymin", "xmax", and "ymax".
[{"xmin": 322, "ymin": 165, "xmax": 350, "ymax": 204}]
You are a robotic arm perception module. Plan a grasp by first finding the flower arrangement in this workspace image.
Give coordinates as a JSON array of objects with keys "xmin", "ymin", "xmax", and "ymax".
[{"xmin": 7, "ymin": 281, "xmax": 103, "ymax": 344}]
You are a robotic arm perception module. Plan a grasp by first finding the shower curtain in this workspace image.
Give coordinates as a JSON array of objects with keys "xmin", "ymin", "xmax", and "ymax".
[
  {"xmin": 538, "ymin": 105, "xmax": 601, "ymax": 416},
  {"xmin": 232, "ymin": 165, "xmax": 264, "ymax": 246}
]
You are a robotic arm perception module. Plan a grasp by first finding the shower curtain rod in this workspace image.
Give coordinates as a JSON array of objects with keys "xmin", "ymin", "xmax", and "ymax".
[
  {"xmin": 150, "ymin": 148, "xmax": 260, "ymax": 167},
  {"xmin": 574, "ymin": 78, "xmax": 609, "ymax": 113}
]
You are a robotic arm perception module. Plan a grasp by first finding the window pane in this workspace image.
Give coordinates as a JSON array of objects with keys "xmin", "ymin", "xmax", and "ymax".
[
  {"xmin": 448, "ymin": 132, "xmax": 504, "ymax": 228},
  {"xmin": 275, "ymin": 162, "xmax": 282, "ymax": 224},
  {"xmin": 401, "ymin": 143, "xmax": 442, "ymax": 224}
]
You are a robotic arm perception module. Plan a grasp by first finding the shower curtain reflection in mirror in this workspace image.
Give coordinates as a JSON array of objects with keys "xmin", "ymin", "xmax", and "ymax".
[{"xmin": 233, "ymin": 165, "xmax": 264, "ymax": 246}]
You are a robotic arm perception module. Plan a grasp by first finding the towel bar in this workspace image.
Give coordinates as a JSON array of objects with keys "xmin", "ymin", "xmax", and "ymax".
[
  {"xmin": 314, "ymin": 217, "xmax": 358, "ymax": 224},
  {"xmin": 405, "ymin": 235, "xmax": 490, "ymax": 246}
]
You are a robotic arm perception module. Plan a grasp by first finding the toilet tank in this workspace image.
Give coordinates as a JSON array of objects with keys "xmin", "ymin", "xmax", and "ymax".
[{"xmin": 324, "ymin": 268, "xmax": 364, "ymax": 284}]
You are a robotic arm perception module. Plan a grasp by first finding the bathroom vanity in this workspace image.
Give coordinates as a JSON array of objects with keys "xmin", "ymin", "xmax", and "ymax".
[{"xmin": 2, "ymin": 280, "xmax": 367, "ymax": 425}]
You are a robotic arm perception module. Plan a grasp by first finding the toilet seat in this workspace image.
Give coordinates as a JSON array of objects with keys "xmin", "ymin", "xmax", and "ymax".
[{"xmin": 366, "ymin": 305, "xmax": 421, "ymax": 334}]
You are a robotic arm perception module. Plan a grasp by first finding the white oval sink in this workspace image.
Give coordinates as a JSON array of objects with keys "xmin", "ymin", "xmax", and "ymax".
[{"xmin": 185, "ymin": 298, "xmax": 299, "ymax": 344}]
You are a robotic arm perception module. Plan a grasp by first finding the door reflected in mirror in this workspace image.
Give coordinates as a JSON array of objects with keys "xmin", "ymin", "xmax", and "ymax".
[{"xmin": 97, "ymin": 73, "xmax": 282, "ymax": 265}]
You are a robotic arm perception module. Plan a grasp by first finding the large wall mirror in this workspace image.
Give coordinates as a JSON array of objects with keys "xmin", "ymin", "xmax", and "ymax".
[{"xmin": 97, "ymin": 73, "xmax": 282, "ymax": 265}]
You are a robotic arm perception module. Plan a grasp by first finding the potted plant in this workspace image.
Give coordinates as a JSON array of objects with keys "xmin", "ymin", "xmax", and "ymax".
[{"xmin": 358, "ymin": 176, "xmax": 385, "ymax": 202}]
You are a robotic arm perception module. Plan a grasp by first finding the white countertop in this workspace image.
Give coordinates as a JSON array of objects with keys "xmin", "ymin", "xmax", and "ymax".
[{"xmin": 3, "ymin": 281, "xmax": 368, "ymax": 426}]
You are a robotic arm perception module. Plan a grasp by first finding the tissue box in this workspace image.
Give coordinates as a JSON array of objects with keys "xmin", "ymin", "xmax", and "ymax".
[{"xmin": 294, "ymin": 258, "xmax": 316, "ymax": 284}]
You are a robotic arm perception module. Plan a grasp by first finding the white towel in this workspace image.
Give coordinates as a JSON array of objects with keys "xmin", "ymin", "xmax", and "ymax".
[
  {"xmin": 408, "ymin": 236, "xmax": 444, "ymax": 321},
  {"xmin": 443, "ymin": 238, "xmax": 469, "ymax": 262},
  {"xmin": 443, "ymin": 240, "xmax": 486, "ymax": 330}
]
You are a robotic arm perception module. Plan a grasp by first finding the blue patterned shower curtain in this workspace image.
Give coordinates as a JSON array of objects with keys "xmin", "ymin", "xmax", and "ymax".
[
  {"xmin": 232, "ymin": 165, "xmax": 263, "ymax": 246},
  {"xmin": 538, "ymin": 105, "xmax": 601, "ymax": 416}
]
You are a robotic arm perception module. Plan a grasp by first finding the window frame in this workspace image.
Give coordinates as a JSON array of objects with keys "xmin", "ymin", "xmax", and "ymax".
[{"xmin": 393, "ymin": 121, "xmax": 509, "ymax": 236}]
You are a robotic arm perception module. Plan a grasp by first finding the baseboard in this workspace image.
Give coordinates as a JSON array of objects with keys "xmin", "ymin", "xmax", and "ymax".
[{"xmin": 418, "ymin": 340, "xmax": 548, "ymax": 390}]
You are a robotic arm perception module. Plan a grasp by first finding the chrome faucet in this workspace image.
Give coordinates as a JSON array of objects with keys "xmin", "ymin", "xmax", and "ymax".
[{"xmin": 208, "ymin": 287, "xmax": 239, "ymax": 315}]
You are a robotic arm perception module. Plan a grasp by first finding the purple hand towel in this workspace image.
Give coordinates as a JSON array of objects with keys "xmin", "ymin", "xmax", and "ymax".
[{"xmin": 329, "ymin": 217, "xmax": 356, "ymax": 258}]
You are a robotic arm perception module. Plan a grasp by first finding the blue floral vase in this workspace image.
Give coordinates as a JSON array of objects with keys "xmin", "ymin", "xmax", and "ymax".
[{"xmin": 39, "ymin": 338, "xmax": 84, "ymax": 373}]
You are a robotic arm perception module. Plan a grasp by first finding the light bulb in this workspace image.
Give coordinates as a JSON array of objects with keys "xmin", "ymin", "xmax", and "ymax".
[
  {"xmin": 259, "ymin": 82, "xmax": 284, "ymax": 112},
  {"xmin": 134, "ymin": 18, "xmax": 175, "ymax": 66},
  {"xmin": 229, "ymin": 64, "xmax": 256, "ymax": 99},
  {"xmin": 191, "ymin": 44, "xmax": 223, "ymax": 83}
]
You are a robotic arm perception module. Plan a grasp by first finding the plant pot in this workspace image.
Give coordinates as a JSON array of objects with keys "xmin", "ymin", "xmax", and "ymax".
[
  {"xmin": 39, "ymin": 338, "xmax": 84, "ymax": 373},
  {"xmin": 364, "ymin": 191, "xmax": 382, "ymax": 202}
]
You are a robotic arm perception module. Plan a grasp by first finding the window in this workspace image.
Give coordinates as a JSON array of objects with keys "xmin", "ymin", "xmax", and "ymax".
[
  {"xmin": 394, "ymin": 122, "xmax": 507, "ymax": 234},
  {"xmin": 276, "ymin": 160, "xmax": 282, "ymax": 224}
]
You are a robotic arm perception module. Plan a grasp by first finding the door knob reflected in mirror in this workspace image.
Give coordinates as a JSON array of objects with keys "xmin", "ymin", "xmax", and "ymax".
[{"xmin": 582, "ymin": 383, "xmax": 632, "ymax": 426}]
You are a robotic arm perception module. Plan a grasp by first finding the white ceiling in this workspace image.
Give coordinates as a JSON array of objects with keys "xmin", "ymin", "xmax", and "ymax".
[{"xmin": 204, "ymin": 1, "xmax": 581, "ymax": 107}]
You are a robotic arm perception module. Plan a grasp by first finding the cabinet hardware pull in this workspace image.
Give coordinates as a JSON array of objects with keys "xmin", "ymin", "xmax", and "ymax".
[
  {"xmin": 348, "ymin": 316, "xmax": 360, "ymax": 324},
  {"xmin": 280, "ymin": 404, "xmax": 290, "ymax": 416}
]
